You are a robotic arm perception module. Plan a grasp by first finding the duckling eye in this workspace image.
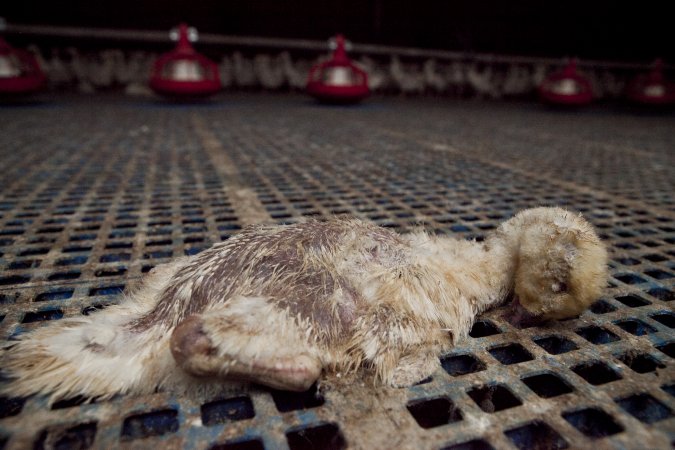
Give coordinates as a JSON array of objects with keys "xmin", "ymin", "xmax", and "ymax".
[{"xmin": 551, "ymin": 282, "xmax": 568, "ymax": 293}]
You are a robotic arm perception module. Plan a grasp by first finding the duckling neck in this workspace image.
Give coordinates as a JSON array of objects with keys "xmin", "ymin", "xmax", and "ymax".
[
  {"xmin": 430, "ymin": 217, "xmax": 525, "ymax": 318},
  {"xmin": 471, "ymin": 212, "xmax": 537, "ymax": 313},
  {"xmin": 405, "ymin": 231, "xmax": 517, "ymax": 341},
  {"xmin": 476, "ymin": 229, "xmax": 522, "ymax": 312}
]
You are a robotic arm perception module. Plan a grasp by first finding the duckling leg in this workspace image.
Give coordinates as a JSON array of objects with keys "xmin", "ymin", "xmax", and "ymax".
[{"xmin": 170, "ymin": 296, "xmax": 321, "ymax": 391}]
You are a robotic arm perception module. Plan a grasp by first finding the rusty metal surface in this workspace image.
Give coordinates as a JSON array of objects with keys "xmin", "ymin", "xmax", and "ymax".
[{"xmin": 0, "ymin": 95, "xmax": 674, "ymax": 449}]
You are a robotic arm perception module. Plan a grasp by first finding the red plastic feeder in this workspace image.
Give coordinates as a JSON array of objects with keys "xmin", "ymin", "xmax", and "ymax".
[
  {"xmin": 626, "ymin": 59, "xmax": 675, "ymax": 105},
  {"xmin": 539, "ymin": 60, "xmax": 593, "ymax": 106},
  {"xmin": 149, "ymin": 24, "xmax": 221, "ymax": 99},
  {"xmin": 0, "ymin": 36, "xmax": 46, "ymax": 95},
  {"xmin": 306, "ymin": 34, "xmax": 369, "ymax": 104}
]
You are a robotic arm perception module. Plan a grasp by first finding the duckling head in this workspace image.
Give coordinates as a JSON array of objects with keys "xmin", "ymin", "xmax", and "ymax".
[{"xmin": 505, "ymin": 208, "xmax": 608, "ymax": 327}]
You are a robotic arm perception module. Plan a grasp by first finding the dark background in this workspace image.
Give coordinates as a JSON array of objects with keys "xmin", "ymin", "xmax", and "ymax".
[{"xmin": 3, "ymin": 0, "xmax": 674, "ymax": 61}]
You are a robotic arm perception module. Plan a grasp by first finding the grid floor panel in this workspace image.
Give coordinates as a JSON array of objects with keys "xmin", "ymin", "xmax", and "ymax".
[{"xmin": 1, "ymin": 95, "xmax": 673, "ymax": 449}]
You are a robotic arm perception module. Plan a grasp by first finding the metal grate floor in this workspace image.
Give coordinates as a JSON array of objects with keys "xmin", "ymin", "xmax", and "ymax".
[{"xmin": 0, "ymin": 95, "xmax": 674, "ymax": 449}]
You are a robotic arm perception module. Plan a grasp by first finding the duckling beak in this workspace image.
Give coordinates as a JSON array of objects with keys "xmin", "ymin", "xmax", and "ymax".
[{"xmin": 502, "ymin": 295, "xmax": 543, "ymax": 328}]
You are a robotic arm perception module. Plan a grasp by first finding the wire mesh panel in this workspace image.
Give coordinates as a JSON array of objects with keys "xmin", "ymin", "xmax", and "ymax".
[{"xmin": 1, "ymin": 96, "xmax": 673, "ymax": 449}]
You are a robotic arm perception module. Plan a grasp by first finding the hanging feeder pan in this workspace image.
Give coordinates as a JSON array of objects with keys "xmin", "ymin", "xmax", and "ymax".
[
  {"xmin": 626, "ymin": 59, "xmax": 675, "ymax": 105},
  {"xmin": 306, "ymin": 34, "xmax": 369, "ymax": 104},
  {"xmin": 539, "ymin": 60, "xmax": 593, "ymax": 106},
  {"xmin": 149, "ymin": 24, "xmax": 221, "ymax": 99},
  {"xmin": 0, "ymin": 36, "xmax": 46, "ymax": 96}
]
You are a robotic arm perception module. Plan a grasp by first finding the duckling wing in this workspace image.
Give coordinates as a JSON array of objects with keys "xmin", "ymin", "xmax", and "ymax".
[{"xmin": 131, "ymin": 219, "xmax": 404, "ymax": 338}]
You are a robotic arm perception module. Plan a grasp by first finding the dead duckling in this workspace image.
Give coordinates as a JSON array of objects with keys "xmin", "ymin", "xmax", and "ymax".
[{"xmin": 1, "ymin": 207, "xmax": 607, "ymax": 402}]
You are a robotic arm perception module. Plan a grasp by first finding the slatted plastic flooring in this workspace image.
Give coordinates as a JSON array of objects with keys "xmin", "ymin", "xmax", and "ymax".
[{"xmin": 1, "ymin": 95, "xmax": 673, "ymax": 449}]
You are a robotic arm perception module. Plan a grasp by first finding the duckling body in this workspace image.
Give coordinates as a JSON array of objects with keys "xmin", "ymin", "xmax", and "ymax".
[{"xmin": 1, "ymin": 207, "xmax": 607, "ymax": 402}]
